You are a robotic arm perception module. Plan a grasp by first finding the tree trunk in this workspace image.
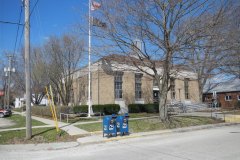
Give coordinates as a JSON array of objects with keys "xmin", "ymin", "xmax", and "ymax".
[
  {"xmin": 158, "ymin": 73, "xmax": 169, "ymax": 121},
  {"xmin": 198, "ymin": 84, "xmax": 203, "ymax": 102}
]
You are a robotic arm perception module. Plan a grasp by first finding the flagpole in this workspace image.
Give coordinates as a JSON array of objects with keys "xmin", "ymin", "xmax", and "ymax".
[{"xmin": 88, "ymin": 0, "xmax": 91, "ymax": 117}]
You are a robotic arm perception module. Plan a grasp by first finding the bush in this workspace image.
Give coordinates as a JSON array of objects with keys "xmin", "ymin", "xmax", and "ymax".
[
  {"xmin": 144, "ymin": 104, "xmax": 157, "ymax": 113},
  {"xmin": 128, "ymin": 104, "xmax": 141, "ymax": 113},
  {"xmin": 153, "ymin": 104, "xmax": 159, "ymax": 113},
  {"xmin": 32, "ymin": 106, "xmax": 53, "ymax": 118},
  {"xmin": 103, "ymin": 104, "xmax": 120, "ymax": 115},
  {"xmin": 32, "ymin": 105, "xmax": 72, "ymax": 118},
  {"xmin": 59, "ymin": 106, "xmax": 73, "ymax": 114},
  {"xmin": 128, "ymin": 104, "xmax": 159, "ymax": 113},
  {"xmin": 92, "ymin": 105, "xmax": 104, "ymax": 114},
  {"xmin": 73, "ymin": 105, "xmax": 88, "ymax": 114},
  {"xmin": 92, "ymin": 104, "xmax": 120, "ymax": 115}
]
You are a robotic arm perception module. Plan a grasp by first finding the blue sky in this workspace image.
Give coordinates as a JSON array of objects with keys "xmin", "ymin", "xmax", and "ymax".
[{"xmin": 0, "ymin": 0, "xmax": 89, "ymax": 58}]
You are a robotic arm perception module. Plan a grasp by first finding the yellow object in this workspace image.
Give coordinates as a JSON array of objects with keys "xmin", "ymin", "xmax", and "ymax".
[
  {"xmin": 45, "ymin": 86, "xmax": 59, "ymax": 132},
  {"xmin": 225, "ymin": 115, "xmax": 240, "ymax": 123}
]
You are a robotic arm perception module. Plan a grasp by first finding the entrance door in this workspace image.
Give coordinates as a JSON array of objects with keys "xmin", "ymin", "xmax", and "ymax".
[{"xmin": 153, "ymin": 90, "xmax": 159, "ymax": 103}]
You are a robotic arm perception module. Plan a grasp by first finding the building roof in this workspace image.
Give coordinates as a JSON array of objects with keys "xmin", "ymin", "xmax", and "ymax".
[
  {"xmin": 102, "ymin": 54, "xmax": 193, "ymax": 71},
  {"xmin": 73, "ymin": 54, "xmax": 197, "ymax": 79},
  {"xmin": 204, "ymin": 78, "xmax": 240, "ymax": 93}
]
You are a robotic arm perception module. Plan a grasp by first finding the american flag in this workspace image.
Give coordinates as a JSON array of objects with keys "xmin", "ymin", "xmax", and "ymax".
[{"xmin": 91, "ymin": 1, "xmax": 101, "ymax": 11}]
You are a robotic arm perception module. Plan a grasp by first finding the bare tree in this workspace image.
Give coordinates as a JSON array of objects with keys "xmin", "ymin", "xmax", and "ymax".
[
  {"xmin": 178, "ymin": 2, "xmax": 233, "ymax": 101},
  {"xmin": 10, "ymin": 48, "xmax": 48, "ymax": 105},
  {"xmin": 219, "ymin": 4, "xmax": 240, "ymax": 78},
  {"xmin": 181, "ymin": 1, "xmax": 240, "ymax": 102},
  {"xmin": 30, "ymin": 47, "xmax": 49, "ymax": 105},
  {"xmin": 91, "ymin": 0, "xmax": 220, "ymax": 121},
  {"xmin": 43, "ymin": 34, "xmax": 84, "ymax": 106},
  {"xmin": 12, "ymin": 51, "xmax": 25, "ymax": 97}
]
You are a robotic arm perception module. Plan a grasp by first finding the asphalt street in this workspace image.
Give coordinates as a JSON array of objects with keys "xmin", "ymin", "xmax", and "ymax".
[{"xmin": 1, "ymin": 124, "xmax": 240, "ymax": 160}]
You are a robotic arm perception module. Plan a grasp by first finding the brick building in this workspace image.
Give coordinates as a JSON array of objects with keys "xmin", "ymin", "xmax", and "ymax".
[
  {"xmin": 203, "ymin": 78, "xmax": 240, "ymax": 108},
  {"xmin": 72, "ymin": 54, "xmax": 200, "ymax": 111}
]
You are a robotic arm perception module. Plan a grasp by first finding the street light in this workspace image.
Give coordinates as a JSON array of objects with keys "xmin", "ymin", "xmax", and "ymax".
[{"xmin": 4, "ymin": 58, "xmax": 15, "ymax": 109}]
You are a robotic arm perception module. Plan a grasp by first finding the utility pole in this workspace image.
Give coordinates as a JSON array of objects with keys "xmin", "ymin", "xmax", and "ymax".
[
  {"xmin": 3, "ymin": 76, "xmax": 7, "ymax": 108},
  {"xmin": 4, "ymin": 55, "xmax": 15, "ymax": 109},
  {"xmin": 88, "ymin": 0, "xmax": 92, "ymax": 117},
  {"xmin": 24, "ymin": 0, "xmax": 32, "ymax": 139}
]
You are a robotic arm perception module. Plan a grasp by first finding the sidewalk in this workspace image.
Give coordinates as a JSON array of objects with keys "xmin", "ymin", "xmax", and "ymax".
[{"xmin": 12, "ymin": 112, "xmax": 89, "ymax": 136}]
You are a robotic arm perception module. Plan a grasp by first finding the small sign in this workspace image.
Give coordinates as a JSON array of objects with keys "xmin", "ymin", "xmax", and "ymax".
[
  {"xmin": 117, "ymin": 122, "xmax": 120, "ymax": 128},
  {"xmin": 104, "ymin": 125, "xmax": 107, "ymax": 131},
  {"xmin": 109, "ymin": 124, "xmax": 114, "ymax": 130}
]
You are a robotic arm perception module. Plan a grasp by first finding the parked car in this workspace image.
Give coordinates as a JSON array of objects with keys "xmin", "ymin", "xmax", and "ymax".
[{"xmin": 0, "ymin": 108, "xmax": 12, "ymax": 118}]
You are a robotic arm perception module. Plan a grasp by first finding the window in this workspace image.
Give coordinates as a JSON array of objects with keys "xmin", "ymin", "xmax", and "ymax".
[
  {"xmin": 205, "ymin": 96, "xmax": 210, "ymax": 101},
  {"xmin": 135, "ymin": 73, "xmax": 143, "ymax": 99},
  {"xmin": 184, "ymin": 78, "xmax": 189, "ymax": 99},
  {"xmin": 237, "ymin": 95, "xmax": 240, "ymax": 101},
  {"xmin": 225, "ymin": 95, "xmax": 232, "ymax": 101},
  {"xmin": 170, "ymin": 78, "xmax": 175, "ymax": 99},
  {"xmin": 114, "ymin": 72, "xmax": 123, "ymax": 99}
]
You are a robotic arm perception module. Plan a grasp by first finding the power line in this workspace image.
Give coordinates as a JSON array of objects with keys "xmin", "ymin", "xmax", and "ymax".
[
  {"xmin": 0, "ymin": 20, "xmax": 23, "ymax": 25},
  {"xmin": 13, "ymin": 5, "xmax": 23, "ymax": 55},
  {"xmin": 17, "ymin": 27, "xmax": 24, "ymax": 52},
  {"xmin": 17, "ymin": 0, "xmax": 40, "ymax": 53},
  {"xmin": 30, "ymin": 0, "xmax": 40, "ymax": 17}
]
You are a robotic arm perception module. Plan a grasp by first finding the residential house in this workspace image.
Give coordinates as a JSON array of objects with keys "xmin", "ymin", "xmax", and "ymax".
[{"xmin": 203, "ymin": 78, "xmax": 240, "ymax": 108}]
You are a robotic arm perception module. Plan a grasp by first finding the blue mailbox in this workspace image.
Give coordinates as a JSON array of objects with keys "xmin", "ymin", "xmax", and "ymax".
[
  {"xmin": 103, "ymin": 114, "xmax": 117, "ymax": 137},
  {"xmin": 116, "ymin": 113, "xmax": 129, "ymax": 136}
]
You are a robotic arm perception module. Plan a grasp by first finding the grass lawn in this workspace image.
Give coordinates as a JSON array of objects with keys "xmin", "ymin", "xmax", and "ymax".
[
  {"xmin": 0, "ymin": 127, "xmax": 82, "ymax": 144},
  {"xmin": 75, "ymin": 116, "xmax": 223, "ymax": 133},
  {"xmin": 5, "ymin": 114, "xmax": 46, "ymax": 128},
  {"xmin": 128, "ymin": 113, "xmax": 159, "ymax": 118}
]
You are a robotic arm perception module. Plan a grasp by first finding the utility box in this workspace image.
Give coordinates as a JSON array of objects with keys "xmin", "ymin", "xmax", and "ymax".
[
  {"xmin": 116, "ymin": 113, "xmax": 129, "ymax": 136},
  {"xmin": 103, "ymin": 114, "xmax": 117, "ymax": 137}
]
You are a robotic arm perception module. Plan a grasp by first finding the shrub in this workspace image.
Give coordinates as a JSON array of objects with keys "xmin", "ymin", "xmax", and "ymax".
[
  {"xmin": 73, "ymin": 105, "xmax": 88, "ymax": 114},
  {"xmin": 92, "ymin": 104, "xmax": 120, "ymax": 115},
  {"xmin": 103, "ymin": 104, "xmax": 120, "ymax": 115},
  {"xmin": 128, "ymin": 104, "xmax": 141, "ymax": 113},
  {"xmin": 144, "ymin": 104, "xmax": 157, "ymax": 113},
  {"xmin": 153, "ymin": 104, "xmax": 159, "ymax": 113},
  {"xmin": 92, "ymin": 105, "xmax": 104, "ymax": 114},
  {"xmin": 32, "ymin": 105, "xmax": 74, "ymax": 118},
  {"xmin": 128, "ymin": 104, "xmax": 158, "ymax": 113},
  {"xmin": 138, "ymin": 104, "xmax": 146, "ymax": 112},
  {"xmin": 32, "ymin": 106, "xmax": 52, "ymax": 118},
  {"xmin": 59, "ymin": 106, "xmax": 73, "ymax": 114}
]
